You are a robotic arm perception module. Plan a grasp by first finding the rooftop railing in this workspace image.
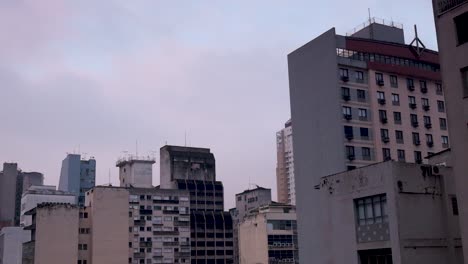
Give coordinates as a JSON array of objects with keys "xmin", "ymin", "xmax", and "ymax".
[
  {"xmin": 438, "ymin": 0, "xmax": 467, "ymax": 14},
  {"xmin": 346, "ymin": 17, "xmax": 403, "ymax": 36}
]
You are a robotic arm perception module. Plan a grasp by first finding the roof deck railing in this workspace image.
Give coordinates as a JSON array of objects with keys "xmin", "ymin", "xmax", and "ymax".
[
  {"xmin": 346, "ymin": 17, "xmax": 403, "ymax": 37},
  {"xmin": 437, "ymin": 0, "xmax": 467, "ymax": 14}
]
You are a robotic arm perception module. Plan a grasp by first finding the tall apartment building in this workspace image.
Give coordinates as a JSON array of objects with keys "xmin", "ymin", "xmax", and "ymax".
[
  {"xmin": 276, "ymin": 119, "xmax": 295, "ymax": 205},
  {"xmin": 288, "ymin": 20, "xmax": 450, "ymax": 263},
  {"xmin": 0, "ymin": 163, "xmax": 43, "ymax": 227},
  {"xmin": 238, "ymin": 203, "xmax": 298, "ymax": 264},
  {"xmin": 58, "ymin": 154, "xmax": 96, "ymax": 206},
  {"xmin": 160, "ymin": 145, "xmax": 234, "ymax": 264},
  {"xmin": 22, "ymin": 187, "xmax": 191, "ymax": 264},
  {"xmin": 312, "ymin": 157, "xmax": 462, "ymax": 264},
  {"xmin": 432, "ymin": 1, "xmax": 468, "ymax": 261},
  {"xmin": 20, "ymin": 185, "xmax": 76, "ymax": 226},
  {"xmin": 230, "ymin": 186, "xmax": 272, "ymax": 264}
]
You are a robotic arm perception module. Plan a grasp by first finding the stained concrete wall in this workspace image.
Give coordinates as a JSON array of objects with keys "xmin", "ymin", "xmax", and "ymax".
[{"xmin": 0, "ymin": 163, "xmax": 19, "ymax": 225}]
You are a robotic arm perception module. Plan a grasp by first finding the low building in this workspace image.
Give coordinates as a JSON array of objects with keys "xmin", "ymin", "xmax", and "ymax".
[
  {"xmin": 238, "ymin": 203, "xmax": 298, "ymax": 264},
  {"xmin": 20, "ymin": 185, "xmax": 76, "ymax": 226},
  {"xmin": 314, "ymin": 159, "xmax": 462, "ymax": 263},
  {"xmin": 0, "ymin": 227, "xmax": 30, "ymax": 264}
]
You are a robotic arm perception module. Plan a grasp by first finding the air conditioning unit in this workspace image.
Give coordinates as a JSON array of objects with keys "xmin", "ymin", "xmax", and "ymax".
[
  {"xmin": 412, "ymin": 121, "xmax": 419, "ymax": 128},
  {"xmin": 409, "ymin": 103, "xmax": 417, "ymax": 109},
  {"xmin": 423, "ymin": 105, "xmax": 430, "ymax": 111},
  {"xmin": 378, "ymin": 99, "xmax": 386, "ymax": 105},
  {"xmin": 377, "ymin": 80, "xmax": 384, "ymax": 86},
  {"xmin": 425, "ymin": 123, "xmax": 432, "ymax": 129},
  {"xmin": 421, "ymin": 165, "xmax": 441, "ymax": 177}
]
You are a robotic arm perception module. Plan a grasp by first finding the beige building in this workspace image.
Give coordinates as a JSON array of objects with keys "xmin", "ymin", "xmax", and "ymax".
[
  {"xmin": 312, "ymin": 158, "xmax": 462, "ymax": 264},
  {"xmin": 432, "ymin": 1, "xmax": 468, "ymax": 262},
  {"xmin": 276, "ymin": 119, "xmax": 295, "ymax": 205},
  {"xmin": 238, "ymin": 203, "xmax": 298, "ymax": 264}
]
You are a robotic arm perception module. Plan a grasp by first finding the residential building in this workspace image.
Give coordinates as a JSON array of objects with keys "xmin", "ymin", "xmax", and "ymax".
[
  {"xmin": 311, "ymin": 160, "xmax": 462, "ymax": 263},
  {"xmin": 20, "ymin": 185, "xmax": 76, "ymax": 226},
  {"xmin": 276, "ymin": 119, "xmax": 295, "ymax": 205},
  {"xmin": 238, "ymin": 203, "xmax": 298, "ymax": 264},
  {"xmin": 160, "ymin": 145, "xmax": 234, "ymax": 264},
  {"xmin": 230, "ymin": 187, "xmax": 272, "ymax": 264},
  {"xmin": 58, "ymin": 154, "xmax": 96, "ymax": 206},
  {"xmin": 117, "ymin": 155, "xmax": 156, "ymax": 188},
  {"xmin": 432, "ymin": 1, "xmax": 468, "ymax": 261},
  {"xmin": 0, "ymin": 227, "xmax": 30, "ymax": 264},
  {"xmin": 22, "ymin": 187, "xmax": 191, "ymax": 264},
  {"xmin": 0, "ymin": 163, "xmax": 43, "ymax": 227},
  {"xmin": 288, "ymin": 20, "xmax": 450, "ymax": 263}
]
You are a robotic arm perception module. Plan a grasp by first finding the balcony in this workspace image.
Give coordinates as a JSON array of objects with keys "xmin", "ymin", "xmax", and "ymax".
[
  {"xmin": 409, "ymin": 103, "xmax": 417, "ymax": 109},
  {"xmin": 377, "ymin": 80, "xmax": 385, "ymax": 86},
  {"xmin": 408, "ymin": 85, "xmax": 415, "ymax": 91},
  {"xmin": 423, "ymin": 105, "xmax": 430, "ymax": 111},
  {"xmin": 382, "ymin": 137, "xmax": 390, "ymax": 143},
  {"xmin": 163, "ymin": 241, "xmax": 179, "ymax": 246},
  {"xmin": 139, "ymin": 241, "xmax": 152, "ymax": 247},
  {"xmin": 163, "ymin": 210, "xmax": 179, "ymax": 214},
  {"xmin": 438, "ymin": 0, "xmax": 467, "ymax": 14},
  {"xmin": 134, "ymin": 252, "xmax": 145, "ymax": 259},
  {"xmin": 414, "ymin": 140, "xmax": 421, "ymax": 146},
  {"xmin": 412, "ymin": 122, "xmax": 419, "ymax": 128},
  {"xmin": 347, "ymin": 154, "xmax": 355, "ymax": 161},
  {"xmin": 134, "ymin": 220, "xmax": 145, "ymax": 226},
  {"xmin": 378, "ymin": 99, "xmax": 386, "ymax": 105},
  {"xmin": 153, "ymin": 230, "xmax": 179, "ymax": 236},
  {"xmin": 343, "ymin": 114, "xmax": 352, "ymax": 121},
  {"xmin": 421, "ymin": 87, "xmax": 428, "ymax": 94},
  {"xmin": 345, "ymin": 134, "xmax": 354, "ymax": 140},
  {"xmin": 425, "ymin": 123, "xmax": 432, "ymax": 129},
  {"xmin": 380, "ymin": 118, "xmax": 388, "ymax": 124},
  {"xmin": 342, "ymin": 95, "xmax": 351, "ymax": 101},
  {"xmin": 427, "ymin": 141, "xmax": 434, "ymax": 147},
  {"xmin": 341, "ymin": 76, "xmax": 349, "ymax": 82},
  {"xmin": 175, "ymin": 252, "xmax": 191, "ymax": 258},
  {"xmin": 139, "ymin": 209, "xmax": 152, "ymax": 215}
]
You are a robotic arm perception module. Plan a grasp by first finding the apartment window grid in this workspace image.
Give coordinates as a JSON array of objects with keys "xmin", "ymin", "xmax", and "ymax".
[
  {"xmin": 426, "ymin": 134, "xmax": 434, "ymax": 146},
  {"xmin": 390, "ymin": 75, "xmax": 398, "ymax": 88},
  {"xmin": 342, "ymin": 87, "xmax": 351, "ymax": 101},
  {"xmin": 392, "ymin": 93, "xmax": 400, "ymax": 105},
  {"xmin": 421, "ymin": 98, "xmax": 430, "ymax": 111},
  {"xmin": 360, "ymin": 127, "xmax": 370, "ymax": 140},
  {"xmin": 393, "ymin": 112, "xmax": 402, "ymax": 125},
  {"xmin": 424, "ymin": 116, "xmax": 432, "ymax": 128},
  {"xmin": 346, "ymin": 146, "xmax": 355, "ymax": 159},
  {"xmin": 409, "ymin": 96, "xmax": 417, "ymax": 109},
  {"xmin": 355, "ymin": 194, "xmax": 388, "ymax": 226},
  {"xmin": 455, "ymin": 12, "xmax": 468, "ymax": 45},
  {"xmin": 340, "ymin": 68, "xmax": 349, "ymax": 78},
  {"xmin": 397, "ymin": 150, "xmax": 406, "ymax": 162},
  {"xmin": 377, "ymin": 91, "xmax": 385, "ymax": 100}
]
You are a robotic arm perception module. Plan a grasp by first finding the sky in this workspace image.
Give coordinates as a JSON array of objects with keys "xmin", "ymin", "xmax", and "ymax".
[{"xmin": 0, "ymin": 0, "xmax": 438, "ymax": 208}]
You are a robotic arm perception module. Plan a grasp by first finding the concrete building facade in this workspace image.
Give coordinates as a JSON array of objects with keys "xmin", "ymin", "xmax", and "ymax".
[
  {"xmin": 117, "ymin": 156, "xmax": 156, "ymax": 188},
  {"xmin": 312, "ymin": 160, "xmax": 462, "ymax": 264},
  {"xmin": 0, "ymin": 227, "xmax": 30, "ymax": 264},
  {"xmin": 288, "ymin": 20, "xmax": 450, "ymax": 263},
  {"xmin": 432, "ymin": 1, "xmax": 468, "ymax": 261},
  {"xmin": 58, "ymin": 154, "xmax": 96, "ymax": 206},
  {"xmin": 238, "ymin": 203, "xmax": 298, "ymax": 264},
  {"xmin": 276, "ymin": 119, "xmax": 295, "ymax": 205},
  {"xmin": 20, "ymin": 185, "xmax": 76, "ymax": 226},
  {"xmin": 160, "ymin": 145, "xmax": 234, "ymax": 264}
]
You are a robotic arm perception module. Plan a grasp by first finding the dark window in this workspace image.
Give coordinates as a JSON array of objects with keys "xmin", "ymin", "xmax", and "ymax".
[
  {"xmin": 420, "ymin": 80, "xmax": 427, "ymax": 93},
  {"xmin": 346, "ymin": 146, "xmax": 355, "ymax": 158},
  {"xmin": 375, "ymin": 73, "xmax": 384, "ymax": 84},
  {"xmin": 362, "ymin": 147, "xmax": 371, "ymax": 160},
  {"xmin": 412, "ymin": 132, "xmax": 420, "ymax": 145},
  {"xmin": 360, "ymin": 127, "xmax": 369, "ymax": 140},
  {"xmin": 393, "ymin": 112, "xmax": 402, "ymax": 124},
  {"xmin": 390, "ymin": 75, "xmax": 398, "ymax": 88},
  {"xmin": 436, "ymin": 83, "xmax": 443, "ymax": 95},
  {"xmin": 392, "ymin": 93, "xmax": 400, "ymax": 105},
  {"xmin": 452, "ymin": 197, "xmax": 459, "ymax": 215},
  {"xmin": 356, "ymin": 71, "xmax": 364, "ymax": 82},
  {"xmin": 340, "ymin": 68, "xmax": 349, "ymax": 77},
  {"xmin": 379, "ymin": 110, "xmax": 387, "ymax": 120},
  {"xmin": 462, "ymin": 67, "xmax": 468, "ymax": 98},
  {"xmin": 411, "ymin": 114, "xmax": 418, "ymax": 126},
  {"xmin": 344, "ymin": 126, "xmax": 353, "ymax": 138},
  {"xmin": 358, "ymin": 108, "xmax": 368, "ymax": 120},
  {"xmin": 395, "ymin": 130, "xmax": 404, "ymax": 143},
  {"xmin": 397, "ymin": 150, "xmax": 406, "ymax": 162},
  {"xmin": 414, "ymin": 151, "xmax": 422, "ymax": 164},
  {"xmin": 422, "ymin": 98, "xmax": 429, "ymax": 107},
  {"xmin": 357, "ymin": 89, "xmax": 366, "ymax": 101},
  {"xmin": 437, "ymin": 101, "xmax": 445, "ymax": 112},
  {"xmin": 342, "ymin": 87, "xmax": 350, "ymax": 97},
  {"xmin": 455, "ymin": 12, "xmax": 468, "ymax": 45},
  {"xmin": 407, "ymin": 78, "xmax": 414, "ymax": 90},
  {"xmin": 355, "ymin": 194, "xmax": 388, "ymax": 225},
  {"xmin": 426, "ymin": 134, "xmax": 433, "ymax": 144},
  {"xmin": 381, "ymin": 129, "xmax": 389, "ymax": 142},
  {"xmin": 440, "ymin": 118, "xmax": 447, "ymax": 130},
  {"xmin": 409, "ymin": 96, "xmax": 416, "ymax": 104},
  {"xmin": 442, "ymin": 136, "xmax": 450, "ymax": 148},
  {"xmin": 382, "ymin": 148, "xmax": 391, "ymax": 160},
  {"xmin": 424, "ymin": 116, "xmax": 432, "ymax": 126}
]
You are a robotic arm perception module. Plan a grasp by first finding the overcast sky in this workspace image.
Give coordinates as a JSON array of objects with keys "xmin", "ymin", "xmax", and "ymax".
[{"xmin": 0, "ymin": 0, "xmax": 437, "ymax": 208}]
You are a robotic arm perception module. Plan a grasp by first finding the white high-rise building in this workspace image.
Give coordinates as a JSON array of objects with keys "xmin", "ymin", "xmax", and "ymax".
[{"xmin": 276, "ymin": 119, "xmax": 295, "ymax": 205}]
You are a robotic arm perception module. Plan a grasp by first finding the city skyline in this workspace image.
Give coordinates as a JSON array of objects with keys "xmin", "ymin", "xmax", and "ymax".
[{"xmin": 0, "ymin": 0, "xmax": 439, "ymax": 208}]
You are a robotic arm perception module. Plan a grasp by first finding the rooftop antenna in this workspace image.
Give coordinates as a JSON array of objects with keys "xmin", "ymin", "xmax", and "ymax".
[
  {"xmin": 184, "ymin": 131, "xmax": 187, "ymax": 147},
  {"xmin": 136, "ymin": 140, "xmax": 139, "ymax": 157},
  {"xmin": 368, "ymin": 8, "xmax": 371, "ymax": 23},
  {"xmin": 108, "ymin": 168, "xmax": 111, "ymax": 186},
  {"xmin": 409, "ymin": 24, "xmax": 426, "ymax": 57},
  {"xmin": 368, "ymin": 8, "xmax": 374, "ymax": 40}
]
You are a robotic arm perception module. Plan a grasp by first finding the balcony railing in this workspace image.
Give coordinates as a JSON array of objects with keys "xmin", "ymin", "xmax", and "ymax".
[{"xmin": 438, "ymin": 0, "xmax": 467, "ymax": 14}]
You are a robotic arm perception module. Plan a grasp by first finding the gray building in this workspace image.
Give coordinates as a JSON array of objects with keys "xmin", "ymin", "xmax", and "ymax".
[
  {"xmin": 160, "ymin": 145, "xmax": 234, "ymax": 264},
  {"xmin": 0, "ymin": 163, "xmax": 43, "ymax": 227},
  {"xmin": 230, "ymin": 187, "xmax": 272, "ymax": 264},
  {"xmin": 58, "ymin": 154, "xmax": 96, "ymax": 206},
  {"xmin": 288, "ymin": 20, "xmax": 449, "ymax": 263},
  {"xmin": 432, "ymin": 1, "xmax": 468, "ymax": 261},
  {"xmin": 313, "ymin": 159, "xmax": 462, "ymax": 264},
  {"xmin": 0, "ymin": 227, "xmax": 30, "ymax": 264}
]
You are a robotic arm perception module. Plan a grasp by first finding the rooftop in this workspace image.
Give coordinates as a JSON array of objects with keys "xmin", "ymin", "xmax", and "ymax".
[
  {"xmin": 236, "ymin": 185, "xmax": 271, "ymax": 196},
  {"xmin": 116, "ymin": 155, "xmax": 156, "ymax": 167}
]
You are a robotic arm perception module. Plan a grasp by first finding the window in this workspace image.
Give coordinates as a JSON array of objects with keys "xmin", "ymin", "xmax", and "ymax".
[
  {"xmin": 377, "ymin": 91, "xmax": 385, "ymax": 100},
  {"xmin": 440, "ymin": 118, "xmax": 447, "ymax": 130},
  {"xmin": 437, "ymin": 100, "xmax": 445, "ymax": 112},
  {"xmin": 424, "ymin": 116, "xmax": 432, "ymax": 127},
  {"xmin": 343, "ymin": 106, "xmax": 352, "ymax": 116},
  {"xmin": 346, "ymin": 146, "xmax": 355, "ymax": 159},
  {"xmin": 391, "ymin": 93, "xmax": 400, "ymax": 105},
  {"xmin": 452, "ymin": 197, "xmax": 459, "ymax": 215},
  {"xmin": 395, "ymin": 130, "xmax": 404, "ymax": 144},
  {"xmin": 79, "ymin": 228, "xmax": 90, "ymax": 234},
  {"xmin": 407, "ymin": 78, "xmax": 414, "ymax": 90},
  {"xmin": 442, "ymin": 136, "xmax": 450, "ymax": 148},
  {"xmin": 382, "ymin": 148, "xmax": 391, "ymax": 160},
  {"xmin": 421, "ymin": 98, "xmax": 429, "ymax": 108},
  {"xmin": 357, "ymin": 89, "xmax": 366, "ymax": 101},
  {"xmin": 393, "ymin": 112, "xmax": 402, "ymax": 124},
  {"xmin": 266, "ymin": 220, "xmax": 297, "ymax": 231},
  {"xmin": 409, "ymin": 96, "xmax": 416, "ymax": 108},
  {"xmin": 78, "ymin": 261, "xmax": 87, "ymax": 264},
  {"xmin": 360, "ymin": 127, "xmax": 369, "ymax": 140},
  {"xmin": 381, "ymin": 129, "xmax": 389, "ymax": 142},
  {"xmin": 375, "ymin": 73, "xmax": 384, "ymax": 85},
  {"xmin": 426, "ymin": 134, "xmax": 433, "ymax": 145},
  {"xmin": 397, "ymin": 150, "xmax": 406, "ymax": 162},
  {"xmin": 379, "ymin": 110, "xmax": 387, "ymax": 123},
  {"xmin": 412, "ymin": 132, "xmax": 420, "ymax": 145},
  {"xmin": 339, "ymin": 68, "xmax": 349, "ymax": 78},
  {"xmin": 462, "ymin": 67, "xmax": 468, "ymax": 98},
  {"xmin": 355, "ymin": 194, "xmax": 387, "ymax": 226},
  {"xmin": 436, "ymin": 83, "xmax": 443, "ymax": 95},
  {"xmin": 78, "ymin": 244, "xmax": 88, "ymax": 250},
  {"xmin": 390, "ymin": 75, "xmax": 398, "ymax": 88},
  {"xmin": 79, "ymin": 212, "xmax": 88, "ymax": 219},
  {"xmin": 411, "ymin": 114, "xmax": 418, "ymax": 126},
  {"xmin": 358, "ymin": 108, "xmax": 368, "ymax": 121},
  {"xmin": 414, "ymin": 151, "xmax": 422, "ymax": 164},
  {"xmin": 362, "ymin": 147, "xmax": 371, "ymax": 160},
  {"xmin": 420, "ymin": 80, "xmax": 427, "ymax": 93},
  {"xmin": 344, "ymin": 126, "xmax": 353, "ymax": 139},
  {"xmin": 356, "ymin": 71, "xmax": 364, "ymax": 82},
  {"xmin": 342, "ymin": 87, "xmax": 350, "ymax": 100},
  {"xmin": 455, "ymin": 12, "xmax": 468, "ymax": 45}
]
